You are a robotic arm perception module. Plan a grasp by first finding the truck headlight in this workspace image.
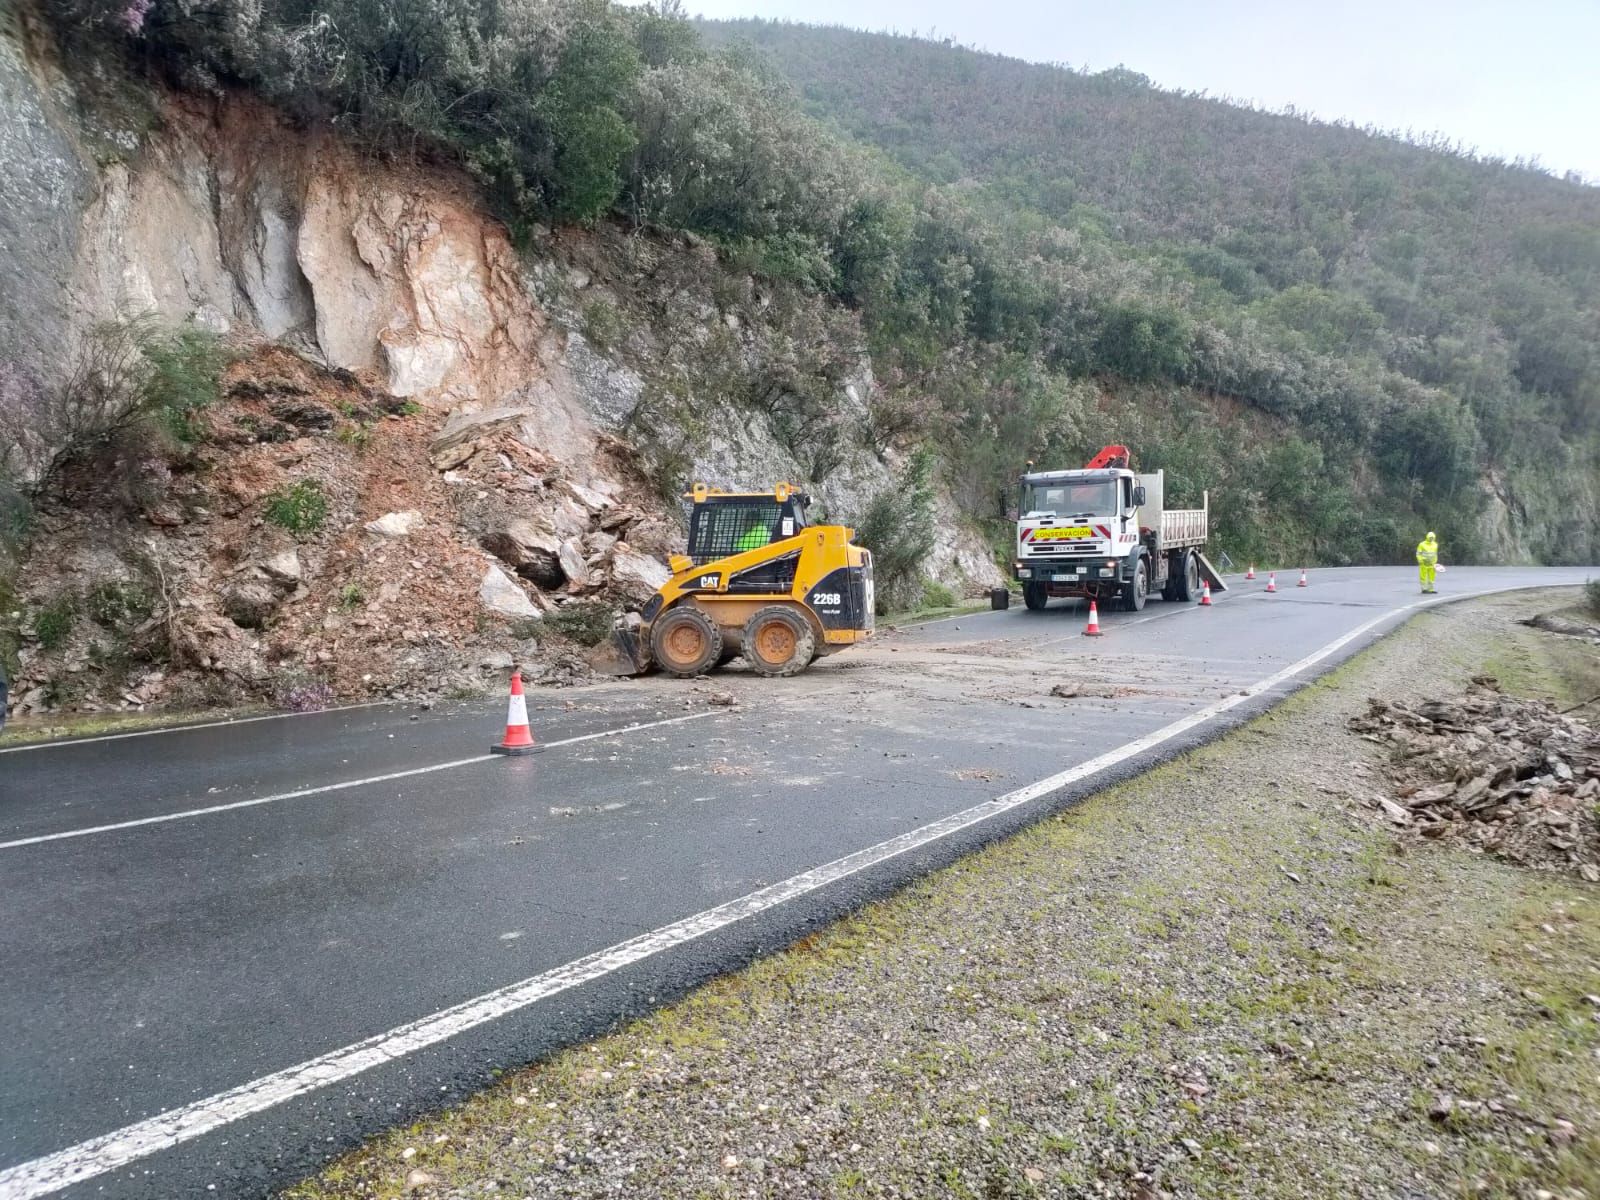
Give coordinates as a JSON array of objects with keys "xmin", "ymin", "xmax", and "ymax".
[
  {"xmin": 1017, "ymin": 568, "xmax": 1032, "ymax": 579},
  {"xmin": 1099, "ymin": 567, "xmax": 1114, "ymax": 577}
]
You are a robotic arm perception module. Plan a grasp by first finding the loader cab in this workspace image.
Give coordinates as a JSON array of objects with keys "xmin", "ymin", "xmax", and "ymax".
[{"xmin": 685, "ymin": 485, "xmax": 811, "ymax": 565}]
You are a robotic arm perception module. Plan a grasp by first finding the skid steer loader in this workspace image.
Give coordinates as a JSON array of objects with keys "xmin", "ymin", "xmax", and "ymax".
[{"xmin": 594, "ymin": 483, "xmax": 874, "ymax": 678}]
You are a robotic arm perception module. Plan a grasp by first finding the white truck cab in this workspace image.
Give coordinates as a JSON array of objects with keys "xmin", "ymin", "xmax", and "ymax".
[{"xmin": 1013, "ymin": 446, "xmax": 1214, "ymax": 612}]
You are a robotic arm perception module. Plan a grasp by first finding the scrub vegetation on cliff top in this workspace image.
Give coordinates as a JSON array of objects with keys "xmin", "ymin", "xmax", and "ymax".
[{"xmin": 28, "ymin": 0, "xmax": 1600, "ymax": 570}]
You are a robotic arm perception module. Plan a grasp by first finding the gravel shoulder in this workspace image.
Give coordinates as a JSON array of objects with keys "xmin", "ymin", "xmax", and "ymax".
[{"xmin": 286, "ymin": 591, "xmax": 1600, "ymax": 1200}]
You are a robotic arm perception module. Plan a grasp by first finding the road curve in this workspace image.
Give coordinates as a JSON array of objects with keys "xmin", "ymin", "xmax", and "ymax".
[{"xmin": 0, "ymin": 565, "xmax": 1592, "ymax": 1199}]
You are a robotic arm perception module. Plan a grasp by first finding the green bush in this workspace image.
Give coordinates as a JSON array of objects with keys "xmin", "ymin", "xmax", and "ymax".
[
  {"xmin": 35, "ymin": 596, "xmax": 76, "ymax": 651},
  {"xmin": 86, "ymin": 580, "xmax": 153, "ymax": 629},
  {"xmin": 856, "ymin": 450, "xmax": 937, "ymax": 614},
  {"xmin": 264, "ymin": 481, "xmax": 330, "ymax": 536},
  {"xmin": 542, "ymin": 601, "xmax": 618, "ymax": 647},
  {"xmin": 920, "ymin": 581, "xmax": 956, "ymax": 609},
  {"xmin": 142, "ymin": 325, "xmax": 228, "ymax": 444}
]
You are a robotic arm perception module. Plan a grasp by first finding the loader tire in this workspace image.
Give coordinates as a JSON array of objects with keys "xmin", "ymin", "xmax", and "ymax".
[
  {"xmin": 741, "ymin": 606, "xmax": 816, "ymax": 677},
  {"xmin": 651, "ymin": 605, "xmax": 723, "ymax": 678}
]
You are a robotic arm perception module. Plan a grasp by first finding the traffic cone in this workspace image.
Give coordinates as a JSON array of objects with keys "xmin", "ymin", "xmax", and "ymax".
[
  {"xmin": 490, "ymin": 669, "xmax": 541, "ymax": 755},
  {"xmin": 1082, "ymin": 599, "xmax": 1104, "ymax": 637},
  {"xmin": 1297, "ymin": 568, "xmax": 1308, "ymax": 588},
  {"xmin": 1266, "ymin": 572, "xmax": 1278, "ymax": 593},
  {"xmin": 1245, "ymin": 563, "xmax": 1256, "ymax": 580},
  {"xmin": 1198, "ymin": 579, "xmax": 1212, "ymax": 606}
]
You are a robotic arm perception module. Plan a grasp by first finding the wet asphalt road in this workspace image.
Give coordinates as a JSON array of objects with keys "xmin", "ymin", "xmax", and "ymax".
[{"xmin": 0, "ymin": 566, "xmax": 1592, "ymax": 1199}]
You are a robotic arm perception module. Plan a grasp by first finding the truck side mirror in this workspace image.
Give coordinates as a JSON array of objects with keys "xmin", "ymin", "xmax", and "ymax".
[{"xmin": 1132, "ymin": 485, "xmax": 1147, "ymax": 507}]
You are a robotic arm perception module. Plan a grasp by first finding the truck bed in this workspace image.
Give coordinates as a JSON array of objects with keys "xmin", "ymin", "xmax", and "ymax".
[{"xmin": 1159, "ymin": 508, "xmax": 1208, "ymax": 547}]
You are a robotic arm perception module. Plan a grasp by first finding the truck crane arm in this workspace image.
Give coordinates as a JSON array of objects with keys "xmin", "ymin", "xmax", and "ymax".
[{"xmin": 1084, "ymin": 444, "xmax": 1132, "ymax": 470}]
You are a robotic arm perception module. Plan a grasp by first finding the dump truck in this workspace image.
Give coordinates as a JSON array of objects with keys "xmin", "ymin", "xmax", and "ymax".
[
  {"xmin": 1010, "ymin": 444, "xmax": 1222, "ymax": 612},
  {"xmin": 596, "ymin": 483, "xmax": 874, "ymax": 678}
]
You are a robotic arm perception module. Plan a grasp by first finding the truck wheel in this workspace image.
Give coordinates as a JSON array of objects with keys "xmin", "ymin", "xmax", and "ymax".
[
  {"xmin": 651, "ymin": 605, "xmax": 724, "ymax": 678},
  {"xmin": 742, "ymin": 606, "xmax": 816, "ymax": 677},
  {"xmin": 1023, "ymin": 581, "xmax": 1049, "ymax": 611},
  {"xmin": 1175, "ymin": 550, "xmax": 1198, "ymax": 602},
  {"xmin": 1121, "ymin": 558, "xmax": 1148, "ymax": 613}
]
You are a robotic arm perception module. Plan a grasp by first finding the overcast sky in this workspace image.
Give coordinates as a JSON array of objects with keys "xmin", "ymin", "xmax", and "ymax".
[{"xmin": 682, "ymin": 0, "xmax": 1600, "ymax": 183}]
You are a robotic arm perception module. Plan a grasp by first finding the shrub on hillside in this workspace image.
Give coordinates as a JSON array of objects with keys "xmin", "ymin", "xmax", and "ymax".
[
  {"xmin": 263, "ymin": 481, "xmax": 329, "ymax": 536},
  {"xmin": 0, "ymin": 319, "xmax": 225, "ymax": 499},
  {"xmin": 856, "ymin": 450, "xmax": 937, "ymax": 615}
]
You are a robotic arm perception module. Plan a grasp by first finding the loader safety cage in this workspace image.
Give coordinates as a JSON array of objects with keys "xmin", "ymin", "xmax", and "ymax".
[{"xmin": 685, "ymin": 489, "xmax": 811, "ymax": 565}]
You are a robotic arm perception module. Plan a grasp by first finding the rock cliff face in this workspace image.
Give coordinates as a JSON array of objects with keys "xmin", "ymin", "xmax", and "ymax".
[{"xmin": 0, "ymin": 25, "xmax": 1001, "ymax": 717}]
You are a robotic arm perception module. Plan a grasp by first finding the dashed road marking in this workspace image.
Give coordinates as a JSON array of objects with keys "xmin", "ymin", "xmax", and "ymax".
[{"xmin": 0, "ymin": 712, "xmax": 719, "ymax": 853}]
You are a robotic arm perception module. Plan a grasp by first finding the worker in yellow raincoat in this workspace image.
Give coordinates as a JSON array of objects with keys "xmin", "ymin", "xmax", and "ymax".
[{"xmin": 1415, "ymin": 531, "xmax": 1439, "ymax": 594}]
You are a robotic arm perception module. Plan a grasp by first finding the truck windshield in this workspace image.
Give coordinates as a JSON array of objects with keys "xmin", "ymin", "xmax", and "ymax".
[{"xmin": 1022, "ymin": 479, "xmax": 1118, "ymax": 518}]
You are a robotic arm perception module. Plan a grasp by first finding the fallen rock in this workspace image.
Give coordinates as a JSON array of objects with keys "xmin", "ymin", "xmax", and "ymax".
[
  {"xmin": 558, "ymin": 539, "xmax": 591, "ymax": 591},
  {"xmin": 481, "ymin": 520, "xmax": 566, "ymax": 590},
  {"xmin": 1523, "ymin": 613, "xmax": 1600, "ymax": 640},
  {"xmin": 1376, "ymin": 796, "xmax": 1411, "ymax": 825},
  {"xmin": 1350, "ymin": 682, "xmax": 1599, "ymax": 875},
  {"xmin": 366, "ymin": 510, "xmax": 423, "ymax": 537},
  {"xmin": 221, "ymin": 576, "xmax": 283, "ymax": 629},
  {"xmin": 606, "ymin": 545, "xmax": 670, "ymax": 605},
  {"xmin": 269, "ymin": 400, "xmax": 334, "ymax": 430},
  {"xmin": 261, "ymin": 549, "xmax": 302, "ymax": 583},
  {"xmin": 479, "ymin": 564, "xmax": 541, "ymax": 621},
  {"xmin": 430, "ymin": 440, "xmax": 477, "ymax": 472}
]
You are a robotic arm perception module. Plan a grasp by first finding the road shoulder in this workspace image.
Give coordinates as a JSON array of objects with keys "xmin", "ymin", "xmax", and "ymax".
[{"xmin": 288, "ymin": 591, "xmax": 1600, "ymax": 1199}]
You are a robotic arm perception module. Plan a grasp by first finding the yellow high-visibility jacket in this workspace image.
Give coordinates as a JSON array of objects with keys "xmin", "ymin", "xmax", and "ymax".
[{"xmin": 1415, "ymin": 539, "xmax": 1438, "ymax": 566}]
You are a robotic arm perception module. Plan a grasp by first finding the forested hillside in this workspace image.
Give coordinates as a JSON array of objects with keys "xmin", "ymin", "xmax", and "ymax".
[
  {"xmin": 698, "ymin": 19, "xmax": 1600, "ymax": 564},
  {"xmin": 16, "ymin": 1, "xmax": 1600, "ymax": 573}
]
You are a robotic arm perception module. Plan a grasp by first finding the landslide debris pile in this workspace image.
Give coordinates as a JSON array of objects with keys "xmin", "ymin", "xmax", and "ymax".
[{"xmin": 1350, "ymin": 678, "xmax": 1600, "ymax": 877}]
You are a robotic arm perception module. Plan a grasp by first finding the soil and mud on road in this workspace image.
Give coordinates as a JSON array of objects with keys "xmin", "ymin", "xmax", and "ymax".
[{"xmin": 287, "ymin": 590, "xmax": 1600, "ymax": 1200}]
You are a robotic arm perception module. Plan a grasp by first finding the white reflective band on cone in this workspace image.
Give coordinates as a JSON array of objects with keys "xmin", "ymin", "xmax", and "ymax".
[{"xmin": 507, "ymin": 694, "xmax": 528, "ymax": 726}]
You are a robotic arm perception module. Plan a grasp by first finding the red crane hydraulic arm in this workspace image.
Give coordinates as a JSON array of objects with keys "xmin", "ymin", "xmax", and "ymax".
[{"xmin": 1084, "ymin": 444, "xmax": 1131, "ymax": 470}]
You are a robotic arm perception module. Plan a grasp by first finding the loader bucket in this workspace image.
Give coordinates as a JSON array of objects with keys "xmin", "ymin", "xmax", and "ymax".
[{"xmin": 588, "ymin": 612, "xmax": 652, "ymax": 676}]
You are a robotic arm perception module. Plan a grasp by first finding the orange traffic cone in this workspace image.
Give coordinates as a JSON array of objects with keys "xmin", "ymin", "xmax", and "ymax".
[
  {"xmin": 1245, "ymin": 563, "xmax": 1256, "ymax": 580},
  {"xmin": 1266, "ymin": 572, "xmax": 1278, "ymax": 593},
  {"xmin": 1298, "ymin": 568, "xmax": 1308, "ymax": 588},
  {"xmin": 1082, "ymin": 599, "xmax": 1104, "ymax": 637},
  {"xmin": 1198, "ymin": 579, "xmax": 1212, "ymax": 606},
  {"xmin": 491, "ymin": 669, "xmax": 541, "ymax": 755}
]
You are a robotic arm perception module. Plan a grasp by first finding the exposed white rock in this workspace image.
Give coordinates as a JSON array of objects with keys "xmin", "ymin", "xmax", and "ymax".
[
  {"xmin": 557, "ymin": 539, "xmax": 591, "ymax": 590},
  {"xmin": 261, "ymin": 549, "xmax": 302, "ymax": 583},
  {"xmin": 365, "ymin": 511, "xmax": 423, "ymax": 537},
  {"xmin": 479, "ymin": 564, "xmax": 541, "ymax": 620}
]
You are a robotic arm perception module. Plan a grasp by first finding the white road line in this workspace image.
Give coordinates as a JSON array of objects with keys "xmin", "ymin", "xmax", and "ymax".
[
  {"xmin": 0, "ymin": 592, "xmax": 1453, "ymax": 1200},
  {"xmin": 0, "ymin": 702, "xmax": 394, "ymax": 754},
  {"xmin": 0, "ymin": 712, "xmax": 718, "ymax": 853}
]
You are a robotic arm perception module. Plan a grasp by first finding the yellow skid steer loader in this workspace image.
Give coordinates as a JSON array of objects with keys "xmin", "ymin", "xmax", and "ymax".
[{"xmin": 596, "ymin": 483, "xmax": 874, "ymax": 678}]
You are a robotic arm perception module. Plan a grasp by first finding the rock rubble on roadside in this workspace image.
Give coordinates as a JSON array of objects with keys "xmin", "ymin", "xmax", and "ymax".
[{"xmin": 1349, "ymin": 676, "xmax": 1600, "ymax": 876}]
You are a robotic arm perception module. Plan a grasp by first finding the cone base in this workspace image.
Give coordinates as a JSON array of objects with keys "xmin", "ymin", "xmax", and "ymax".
[
  {"xmin": 1082, "ymin": 630, "xmax": 1104, "ymax": 637},
  {"xmin": 491, "ymin": 742, "xmax": 543, "ymax": 756}
]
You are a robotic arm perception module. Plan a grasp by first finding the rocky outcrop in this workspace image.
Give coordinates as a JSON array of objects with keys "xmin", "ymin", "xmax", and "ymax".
[{"xmin": 0, "ymin": 24, "xmax": 1008, "ymax": 719}]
